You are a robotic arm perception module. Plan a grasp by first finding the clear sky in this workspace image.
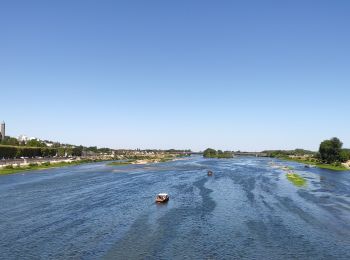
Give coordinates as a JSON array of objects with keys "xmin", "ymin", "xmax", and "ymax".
[{"xmin": 0, "ymin": 0, "xmax": 349, "ymax": 151}]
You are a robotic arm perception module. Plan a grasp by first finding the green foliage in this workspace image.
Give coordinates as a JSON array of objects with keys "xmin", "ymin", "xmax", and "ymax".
[
  {"xmin": 263, "ymin": 149, "xmax": 316, "ymax": 158},
  {"xmin": 339, "ymin": 149, "xmax": 350, "ymax": 163},
  {"xmin": 286, "ymin": 173, "xmax": 307, "ymax": 187},
  {"xmin": 319, "ymin": 137, "xmax": 343, "ymax": 164},
  {"xmin": 57, "ymin": 147, "xmax": 66, "ymax": 157},
  {"xmin": 26, "ymin": 139, "xmax": 47, "ymax": 147},
  {"xmin": 51, "ymin": 142, "xmax": 61, "ymax": 148},
  {"xmin": 203, "ymin": 148, "xmax": 233, "ymax": 158},
  {"xmin": 29, "ymin": 163, "xmax": 38, "ymax": 167},
  {"xmin": 72, "ymin": 146, "xmax": 83, "ymax": 156},
  {"xmin": 1, "ymin": 137, "xmax": 19, "ymax": 146},
  {"xmin": 40, "ymin": 148, "xmax": 57, "ymax": 157},
  {"xmin": 218, "ymin": 151, "xmax": 233, "ymax": 158},
  {"xmin": 98, "ymin": 147, "xmax": 112, "ymax": 153},
  {"xmin": 0, "ymin": 145, "xmax": 57, "ymax": 159},
  {"xmin": 0, "ymin": 145, "xmax": 18, "ymax": 158},
  {"xmin": 203, "ymin": 148, "xmax": 217, "ymax": 158},
  {"xmin": 316, "ymin": 163, "xmax": 348, "ymax": 171},
  {"xmin": 160, "ymin": 157, "xmax": 174, "ymax": 162},
  {"xmin": 87, "ymin": 146, "xmax": 98, "ymax": 153}
]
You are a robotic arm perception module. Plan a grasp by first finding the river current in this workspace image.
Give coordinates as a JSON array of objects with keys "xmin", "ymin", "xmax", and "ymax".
[{"xmin": 0, "ymin": 156, "xmax": 349, "ymax": 259}]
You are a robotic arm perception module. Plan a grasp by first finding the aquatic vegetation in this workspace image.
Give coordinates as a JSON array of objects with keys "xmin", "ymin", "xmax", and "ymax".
[{"xmin": 286, "ymin": 173, "xmax": 307, "ymax": 187}]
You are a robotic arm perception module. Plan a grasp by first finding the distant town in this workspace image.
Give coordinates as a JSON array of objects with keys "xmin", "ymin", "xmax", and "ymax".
[
  {"xmin": 1, "ymin": 120, "xmax": 350, "ymax": 174},
  {"xmin": 0, "ymin": 121, "xmax": 193, "ymax": 174}
]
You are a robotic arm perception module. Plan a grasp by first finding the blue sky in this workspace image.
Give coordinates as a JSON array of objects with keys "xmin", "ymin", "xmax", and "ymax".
[{"xmin": 0, "ymin": 0, "xmax": 349, "ymax": 151}]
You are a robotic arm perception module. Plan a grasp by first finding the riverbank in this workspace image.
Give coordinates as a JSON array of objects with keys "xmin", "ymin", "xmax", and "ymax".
[
  {"xmin": 109, "ymin": 155, "xmax": 182, "ymax": 166},
  {"xmin": 0, "ymin": 159, "xmax": 110, "ymax": 175},
  {"xmin": 279, "ymin": 157, "xmax": 350, "ymax": 171}
]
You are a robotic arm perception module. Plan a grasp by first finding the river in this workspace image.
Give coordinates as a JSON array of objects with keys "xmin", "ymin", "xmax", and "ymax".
[{"xmin": 0, "ymin": 156, "xmax": 349, "ymax": 259}]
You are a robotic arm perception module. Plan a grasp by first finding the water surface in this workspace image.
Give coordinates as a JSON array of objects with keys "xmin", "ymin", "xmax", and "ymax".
[{"xmin": 0, "ymin": 156, "xmax": 349, "ymax": 259}]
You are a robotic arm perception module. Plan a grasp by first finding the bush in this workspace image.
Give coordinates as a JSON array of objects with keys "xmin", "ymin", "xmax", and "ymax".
[
  {"xmin": 0, "ymin": 146, "xmax": 17, "ymax": 158},
  {"xmin": 29, "ymin": 163, "xmax": 38, "ymax": 167}
]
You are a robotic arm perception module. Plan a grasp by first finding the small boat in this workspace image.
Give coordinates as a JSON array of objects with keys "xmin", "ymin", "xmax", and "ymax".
[
  {"xmin": 155, "ymin": 193, "xmax": 169, "ymax": 203},
  {"xmin": 207, "ymin": 170, "xmax": 213, "ymax": 176}
]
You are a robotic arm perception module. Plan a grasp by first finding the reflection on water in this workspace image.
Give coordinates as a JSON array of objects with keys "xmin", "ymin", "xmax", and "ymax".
[{"xmin": 0, "ymin": 157, "xmax": 349, "ymax": 259}]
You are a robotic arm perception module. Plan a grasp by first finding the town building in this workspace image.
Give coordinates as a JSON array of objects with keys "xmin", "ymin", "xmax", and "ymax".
[{"xmin": 17, "ymin": 135, "xmax": 37, "ymax": 144}]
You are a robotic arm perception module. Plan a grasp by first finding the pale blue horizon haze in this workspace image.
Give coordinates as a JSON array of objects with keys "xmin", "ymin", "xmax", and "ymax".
[{"xmin": 0, "ymin": 0, "xmax": 349, "ymax": 151}]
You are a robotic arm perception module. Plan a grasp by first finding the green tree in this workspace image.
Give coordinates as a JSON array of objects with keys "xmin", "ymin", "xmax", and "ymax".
[
  {"xmin": 1, "ymin": 137, "xmax": 19, "ymax": 146},
  {"xmin": 72, "ymin": 146, "xmax": 83, "ymax": 156},
  {"xmin": 222, "ymin": 151, "xmax": 234, "ymax": 158},
  {"xmin": 26, "ymin": 139, "xmax": 47, "ymax": 147},
  {"xmin": 87, "ymin": 146, "xmax": 98, "ymax": 153},
  {"xmin": 203, "ymin": 148, "xmax": 217, "ymax": 158},
  {"xmin": 339, "ymin": 149, "xmax": 350, "ymax": 162},
  {"xmin": 52, "ymin": 142, "xmax": 61, "ymax": 148},
  {"xmin": 57, "ymin": 147, "xmax": 66, "ymax": 157},
  {"xmin": 319, "ymin": 137, "xmax": 343, "ymax": 164}
]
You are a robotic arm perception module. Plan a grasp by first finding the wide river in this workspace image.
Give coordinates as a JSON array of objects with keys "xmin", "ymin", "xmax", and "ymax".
[{"xmin": 0, "ymin": 156, "xmax": 350, "ymax": 260}]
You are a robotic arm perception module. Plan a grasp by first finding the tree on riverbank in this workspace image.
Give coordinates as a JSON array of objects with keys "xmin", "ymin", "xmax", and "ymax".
[
  {"xmin": 319, "ymin": 137, "xmax": 343, "ymax": 163},
  {"xmin": 0, "ymin": 137, "xmax": 20, "ymax": 146},
  {"xmin": 339, "ymin": 149, "xmax": 350, "ymax": 162},
  {"xmin": 203, "ymin": 148, "xmax": 233, "ymax": 158}
]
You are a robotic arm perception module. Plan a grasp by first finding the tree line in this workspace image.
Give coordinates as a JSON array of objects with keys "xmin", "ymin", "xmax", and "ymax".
[
  {"xmin": 263, "ymin": 149, "xmax": 316, "ymax": 158},
  {"xmin": 0, "ymin": 136, "xmax": 116, "ymax": 159},
  {"xmin": 264, "ymin": 137, "xmax": 350, "ymax": 164},
  {"xmin": 0, "ymin": 145, "xmax": 83, "ymax": 159}
]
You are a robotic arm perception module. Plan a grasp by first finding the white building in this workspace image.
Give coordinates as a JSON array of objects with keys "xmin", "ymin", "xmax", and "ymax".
[{"xmin": 17, "ymin": 135, "xmax": 37, "ymax": 143}]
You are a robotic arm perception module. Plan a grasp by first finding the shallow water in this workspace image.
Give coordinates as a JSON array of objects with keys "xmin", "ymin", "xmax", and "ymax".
[{"xmin": 0, "ymin": 156, "xmax": 349, "ymax": 259}]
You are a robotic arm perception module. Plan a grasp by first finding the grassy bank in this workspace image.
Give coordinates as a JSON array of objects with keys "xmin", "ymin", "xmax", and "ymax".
[
  {"xmin": 108, "ymin": 160, "xmax": 135, "ymax": 166},
  {"xmin": 0, "ymin": 159, "xmax": 108, "ymax": 175},
  {"xmin": 314, "ymin": 163, "xmax": 348, "ymax": 171},
  {"xmin": 286, "ymin": 173, "xmax": 307, "ymax": 187},
  {"xmin": 278, "ymin": 157, "xmax": 349, "ymax": 171}
]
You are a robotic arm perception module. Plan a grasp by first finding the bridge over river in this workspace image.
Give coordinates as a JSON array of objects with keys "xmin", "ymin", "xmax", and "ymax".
[{"xmin": 187, "ymin": 152, "xmax": 269, "ymax": 157}]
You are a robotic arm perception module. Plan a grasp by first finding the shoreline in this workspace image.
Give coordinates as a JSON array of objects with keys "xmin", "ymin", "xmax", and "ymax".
[
  {"xmin": 108, "ymin": 156, "xmax": 181, "ymax": 166},
  {"xmin": 0, "ymin": 154, "xmax": 188, "ymax": 175},
  {"xmin": 0, "ymin": 159, "xmax": 111, "ymax": 175},
  {"xmin": 278, "ymin": 157, "xmax": 350, "ymax": 171}
]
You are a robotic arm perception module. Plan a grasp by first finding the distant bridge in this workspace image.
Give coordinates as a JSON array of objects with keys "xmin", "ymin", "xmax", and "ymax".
[
  {"xmin": 233, "ymin": 152, "xmax": 268, "ymax": 157},
  {"xmin": 184, "ymin": 152, "xmax": 268, "ymax": 157}
]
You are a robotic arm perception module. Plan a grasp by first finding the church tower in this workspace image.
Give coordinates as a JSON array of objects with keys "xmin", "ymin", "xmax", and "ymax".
[{"xmin": 0, "ymin": 121, "xmax": 5, "ymax": 141}]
